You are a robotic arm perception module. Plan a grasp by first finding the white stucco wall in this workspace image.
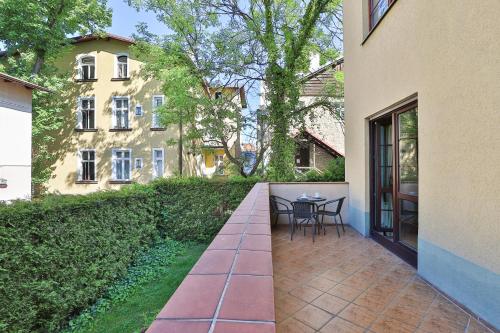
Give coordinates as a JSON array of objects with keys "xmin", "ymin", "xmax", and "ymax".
[{"xmin": 0, "ymin": 80, "xmax": 33, "ymax": 201}]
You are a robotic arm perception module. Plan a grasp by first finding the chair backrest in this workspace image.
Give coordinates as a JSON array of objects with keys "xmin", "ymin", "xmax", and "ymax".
[
  {"xmin": 269, "ymin": 195, "xmax": 279, "ymax": 213},
  {"xmin": 291, "ymin": 201, "xmax": 315, "ymax": 219},
  {"xmin": 335, "ymin": 197, "xmax": 346, "ymax": 215}
]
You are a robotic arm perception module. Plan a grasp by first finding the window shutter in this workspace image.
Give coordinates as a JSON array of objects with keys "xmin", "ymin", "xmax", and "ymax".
[
  {"xmin": 111, "ymin": 99, "xmax": 117, "ymax": 128},
  {"xmin": 111, "ymin": 150, "xmax": 116, "ymax": 180},
  {"xmin": 77, "ymin": 150, "xmax": 82, "ymax": 180},
  {"xmin": 76, "ymin": 97, "xmax": 83, "ymax": 129}
]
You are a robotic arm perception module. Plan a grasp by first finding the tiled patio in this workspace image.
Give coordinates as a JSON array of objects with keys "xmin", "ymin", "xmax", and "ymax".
[{"xmin": 272, "ymin": 225, "xmax": 494, "ymax": 333}]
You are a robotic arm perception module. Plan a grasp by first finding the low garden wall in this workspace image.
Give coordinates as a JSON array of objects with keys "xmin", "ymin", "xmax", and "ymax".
[
  {"xmin": 146, "ymin": 183, "xmax": 275, "ymax": 333},
  {"xmin": 0, "ymin": 178, "xmax": 256, "ymax": 333}
]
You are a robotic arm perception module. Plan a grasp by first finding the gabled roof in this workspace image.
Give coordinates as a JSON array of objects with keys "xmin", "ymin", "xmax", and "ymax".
[
  {"xmin": 0, "ymin": 72, "xmax": 51, "ymax": 92},
  {"xmin": 71, "ymin": 33, "xmax": 135, "ymax": 45},
  {"xmin": 295, "ymin": 130, "xmax": 343, "ymax": 157}
]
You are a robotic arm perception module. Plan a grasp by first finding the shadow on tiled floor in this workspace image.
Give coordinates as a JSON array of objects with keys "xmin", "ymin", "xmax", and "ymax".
[{"xmin": 272, "ymin": 225, "xmax": 495, "ymax": 333}]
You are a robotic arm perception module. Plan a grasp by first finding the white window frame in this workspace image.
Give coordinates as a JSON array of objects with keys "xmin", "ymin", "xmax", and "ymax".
[
  {"xmin": 77, "ymin": 96, "xmax": 96, "ymax": 129},
  {"xmin": 77, "ymin": 149, "xmax": 97, "ymax": 181},
  {"xmin": 112, "ymin": 148, "xmax": 132, "ymax": 181},
  {"xmin": 112, "ymin": 96, "xmax": 130, "ymax": 129},
  {"xmin": 77, "ymin": 54, "xmax": 96, "ymax": 80},
  {"xmin": 135, "ymin": 104, "xmax": 143, "ymax": 116},
  {"xmin": 152, "ymin": 148, "xmax": 165, "ymax": 179},
  {"xmin": 114, "ymin": 53, "xmax": 129, "ymax": 78},
  {"xmin": 152, "ymin": 95, "xmax": 165, "ymax": 128},
  {"xmin": 134, "ymin": 158, "xmax": 143, "ymax": 170}
]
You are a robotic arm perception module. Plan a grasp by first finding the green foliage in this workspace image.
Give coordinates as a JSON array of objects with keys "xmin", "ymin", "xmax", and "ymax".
[
  {"xmin": 298, "ymin": 157, "xmax": 345, "ymax": 182},
  {"xmin": 62, "ymin": 238, "xmax": 185, "ymax": 333},
  {"xmin": 0, "ymin": 178, "xmax": 255, "ymax": 332}
]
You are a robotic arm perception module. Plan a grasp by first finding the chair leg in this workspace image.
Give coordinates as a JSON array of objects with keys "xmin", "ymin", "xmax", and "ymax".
[
  {"xmin": 312, "ymin": 218, "xmax": 316, "ymax": 242},
  {"xmin": 339, "ymin": 214, "xmax": 345, "ymax": 233},
  {"xmin": 334, "ymin": 215, "xmax": 340, "ymax": 238},
  {"xmin": 321, "ymin": 214, "xmax": 326, "ymax": 235}
]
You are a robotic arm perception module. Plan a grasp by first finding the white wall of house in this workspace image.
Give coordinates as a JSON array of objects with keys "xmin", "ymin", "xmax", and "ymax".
[
  {"xmin": 0, "ymin": 80, "xmax": 33, "ymax": 201},
  {"xmin": 344, "ymin": 0, "xmax": 500, "ymax": 328}
]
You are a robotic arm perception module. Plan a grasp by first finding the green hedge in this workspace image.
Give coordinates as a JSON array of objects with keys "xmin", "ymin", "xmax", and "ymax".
[{"xmin": 0, "ymin": 177, "xmax": 256, "ymax": 333}]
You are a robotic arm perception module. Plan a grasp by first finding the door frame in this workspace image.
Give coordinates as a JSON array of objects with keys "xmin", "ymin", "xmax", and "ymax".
[{"xmin": 369, "ymin": 101, "xmax": 418, "ymax": 267}]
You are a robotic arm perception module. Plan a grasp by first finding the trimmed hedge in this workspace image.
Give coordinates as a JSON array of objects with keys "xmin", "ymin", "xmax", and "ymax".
[{"xmin": 0, "ymin": 177, "xmax": 256, "ymax": 333}]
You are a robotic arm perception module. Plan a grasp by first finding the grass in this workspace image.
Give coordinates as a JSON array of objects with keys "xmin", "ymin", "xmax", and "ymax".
[{"xmin": 67, "ymin": 242, "xmax": 207, "ymax": 333}]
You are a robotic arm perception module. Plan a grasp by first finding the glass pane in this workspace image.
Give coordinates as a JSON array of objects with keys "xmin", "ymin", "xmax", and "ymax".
[
  {"xmin": 399, "ymin": 109, "xmax": 418, "ymax": 195},
  {"xmin": 82, "ymin": 57, "xmax": 94, "ymax": 64},
  {"xmin": 89, "ymin": 151, "xmax": 95, "ymax": 160},
  {"xmin": 124, "ymin": 160, "xmax": 130, "ymax": 179},
  {"xmin": 118, "ymin": 55, "xmax": 127, "ymax": 62},
  {"xmin": 155, "ymin": 150, "xmax": 163, "ymax": 158},
  {"xmin": 116, "ymin": 151, "xmax": 122, "ymax": 158},
  {"xmin": 380, "ymin": 192, "xmax": 393, "ymax": 230},
  {"xmin": 399, "ymin": 199, "xmax": 418, "ymax": 249},
  {"xmin": 116, "ymin": 100, "xmax": 122, "ymax": 108},
  {"xmin": 82, "ymin": 151, "xmax": 88, "ymax": 160},
  {"xmin": 89, "ymin": 99, "xmax": 94, "ymax": 109},
  {"xmin": 123, "ymin": 99, "xmax": 128, "ymax": 108},
  {"xmin": 116, "ymin": 160, "xmax": 123, "ymax": 179},
  {"xmin": 124, "ymin": 151, "xmax": 130, "ymax": 158}
]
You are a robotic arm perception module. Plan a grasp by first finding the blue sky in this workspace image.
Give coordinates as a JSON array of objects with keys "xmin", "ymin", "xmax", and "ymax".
[{"xmin": 107, "ymin": 0, "xmax": 260, "ymax": 123}]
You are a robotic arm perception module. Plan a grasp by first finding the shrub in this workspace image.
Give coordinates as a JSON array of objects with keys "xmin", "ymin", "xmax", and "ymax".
[
  {"xmin": 0, "ymin": 177, "xmax": 256, "ymax": 333},
  {"xmin": 298, "ymin": 157, "xmax": 345, "ymax": 182}
]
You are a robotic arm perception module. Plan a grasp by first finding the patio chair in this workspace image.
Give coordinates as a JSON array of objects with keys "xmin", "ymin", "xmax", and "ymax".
[
  {"xmin": 316, "ymin": 197, "xmax": 346, "ymax": 238},
  {"xmin": 269, "ymin": 195, "xmax": 294, "ymax": 238},
  {"xmin": 291, "ymin": 201, "xmax": 318, "ymax": 242}
]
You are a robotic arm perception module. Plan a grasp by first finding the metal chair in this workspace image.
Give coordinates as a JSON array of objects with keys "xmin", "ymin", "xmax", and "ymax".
[
  {"xmin": 291, "ymin": 201, "xmax": 318, "ymax": 242},
  {"xmin": 269, "ymin": 195, "xmax": 294, "ymax": 239},
  {"xmin": 316, "ymin": 197, "xmax": 346, "ymax": 238}
]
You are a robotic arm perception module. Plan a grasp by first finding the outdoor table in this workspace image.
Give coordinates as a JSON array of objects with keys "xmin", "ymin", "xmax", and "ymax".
[{"xmin": 295, "ymin": 196, "xmax": 326, "ymax": 235}]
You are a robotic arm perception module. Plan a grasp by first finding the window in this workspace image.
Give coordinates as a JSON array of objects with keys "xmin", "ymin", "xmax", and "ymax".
[
  {"xmin": 152, "ymin": 148, "xmax": 164, "ymax": 179},
  {"xmin": 134, "ymin": 158, "xmax": 143, "ymax": 170},
  {"xmin": 116, "ymin": 54, "xmax": 128, "ymax": 78},
  {"xmin": 77, "ymin": 97, "xmax": 95, "ymax": 129},
  {"xmin": 135, "ymin": 104, "xmax": 143, "ymax": 116},
  {"xmin": 369, "ymin": 0, "xmax": 395, "ymax": 29},
  {"xmin": 215, "ymin": 154, "xmax": 224, "ymax": 175},
  {"xmin": 112, "ymin": 149, "xmax": 132, "ymax": 180},
  {"xmin": 215, "ymin": 91, "xmax": 222, "ymax": 99},
  {"xmin": 79, "ymin": 149, "xmax": 96, "ymax": 181},
  {"xmin": 113, "ymin": 97, "xmax": 129, "ymax": 129},
  {"xmin": 79, "ymin": 56, "xmax": 96, "ymax": 80},
  {"xmin": 152, "ymin": 95, "xmax": 164, "ymax": 128}
]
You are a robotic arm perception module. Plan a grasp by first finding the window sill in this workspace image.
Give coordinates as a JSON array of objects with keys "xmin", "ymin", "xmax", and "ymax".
[
  {"xmin": 362, "ymin": 0, "xmax": 398, "ymax": 46},
  {"xmin": 75, "ymin": 128, "xmax": 98, "ymax": 132},
  {"xmin": 75, "ymin": 180, "xmax": 97, "ymax": 184},
  {"xmin": 109, "ymin": 128, "xmax": 132, "ymax": 132},
  {"xmin": 75, "ymin": 79, "xmax": 98, "ymax": 83},
  {"xmin": 111, "ymin": 77, "xmax": 130, "ymax": 81},
  {"xmin": 150, "ymin": 127, "xmax": 166, "ymax": 131},
  {"xmin": 109, "ymin": 180, "xmax": 133, "ymax": 184}
]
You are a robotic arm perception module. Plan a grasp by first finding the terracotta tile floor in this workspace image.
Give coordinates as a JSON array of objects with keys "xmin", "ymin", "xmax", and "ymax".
[{"xmin": 272, "ymin": 225, "xmax": 495, "ymax": 333}]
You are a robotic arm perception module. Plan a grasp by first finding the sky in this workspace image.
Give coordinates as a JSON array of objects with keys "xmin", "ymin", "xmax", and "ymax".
[{"xmin": 107, "ymin": 0, "xmax": 261, "ymax": 130}]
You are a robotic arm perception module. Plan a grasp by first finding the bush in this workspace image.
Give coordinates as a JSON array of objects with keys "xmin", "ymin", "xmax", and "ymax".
[
  {"xmin": 297, "ymin": 157, "xmax": 345, "ymax": 182},
  {"xmin": 0, "ymin": 177, "xmax": 256, "ymax": 333}
]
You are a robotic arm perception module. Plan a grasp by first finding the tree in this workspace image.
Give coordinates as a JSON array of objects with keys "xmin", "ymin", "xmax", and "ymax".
[
  {"xmin": 0, "ymin": 0, "xmax": 112, "ymax": 193},
  {"xmin": 131, "ymin": 0, "xmax": 342, "ymax": 180}
]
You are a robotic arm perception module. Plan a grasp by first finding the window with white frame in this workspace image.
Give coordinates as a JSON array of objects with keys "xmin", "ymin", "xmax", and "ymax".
[
  {"xmin": 77, "ymin": 97, "xmax": 95, "ymax": 129},
  {"xmin": 152, "ymin": 95, "xmax": 164, "ymax": 128},
  {"xmin": 112, "ymin": 149, "xmax": 132, "ymax": 180},
  {"xmin": 215, "ymin": 154, "xmax": 224, "ymax": 175},
  {"xmin": 152, "ymin": 148, "xmax": 164, "ymax": 179},
  {"xmin": 79, "ymin": 56, "xmax": 96, "ymax": 80},
  {"xmin": 134, "ymin": 158, "xmax": 143, "ymax": 170},
  {"xmin": 116, "ymin": 54, "xmax": 128, "ymax": 78},
  {"xmin": 79, "ymin": 149, "xmax": 96, "ymax": 181},
  {"xmin": 113, "ymin": 97, "xmax": 129, "ymax": 129},
  {"xmin": 135, "ymin": 104, "xmax": 143, "ymax": 116}
]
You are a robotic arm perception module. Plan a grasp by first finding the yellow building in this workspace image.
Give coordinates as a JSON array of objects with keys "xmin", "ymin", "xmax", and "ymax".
[
  {"xmin": 46, "ymin": 34, "xmax": 246, "ymax": 194},
  {"xmin": 46, "ymin": 34, "xmax": 195, "ymax": 194}
]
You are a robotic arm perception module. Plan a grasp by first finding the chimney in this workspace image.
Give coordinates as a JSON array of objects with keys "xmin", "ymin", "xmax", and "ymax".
[{"xmin": 310, "ymin": 53, "xmax": 320, "ymax": 72}]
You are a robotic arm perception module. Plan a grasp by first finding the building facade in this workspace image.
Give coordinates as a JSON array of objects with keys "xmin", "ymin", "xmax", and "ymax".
[
  {"xmin": 344, "ymin": 0, "xmax": 500, "ymax": 329},
  {"xmin": 47, "ymin": 34, "xmax": 200, "ymax": 194},
  {"xmin": 0, "ymin": 73, "xmax": 49, "ymax": 201}
]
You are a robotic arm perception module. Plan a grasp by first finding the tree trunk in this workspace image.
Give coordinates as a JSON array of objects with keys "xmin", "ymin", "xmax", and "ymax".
[{"xmin": 178, "ymin": 118, "xmax": 183, "ymax": 176}]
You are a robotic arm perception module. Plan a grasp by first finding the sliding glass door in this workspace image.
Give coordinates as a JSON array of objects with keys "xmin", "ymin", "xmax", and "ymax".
[{"xmin": 370, "ymin": 102, "xmax": 418, "ymax": 265}]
